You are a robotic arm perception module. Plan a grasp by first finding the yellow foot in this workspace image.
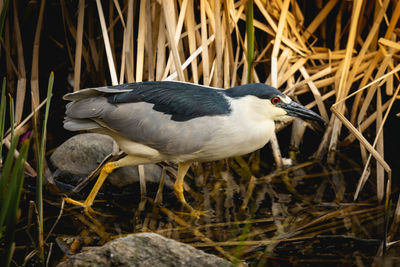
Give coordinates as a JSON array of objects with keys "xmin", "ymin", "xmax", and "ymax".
[
  {"xmin": 64, "ymin": 197, "xmax": 96, "ymax": 217},
  {"xmin": 175, "ymin": 210, "xmax": 211, "ymax": 219},
  {"xmin": 176, "ymin": 204, "xmax": 213, "ymax": 219}
]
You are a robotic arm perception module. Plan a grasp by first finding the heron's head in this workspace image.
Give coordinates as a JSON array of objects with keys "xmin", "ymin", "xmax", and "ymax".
[{"xmin": 226, "ymin": 84, "xmax": 325, "ymax": 124}]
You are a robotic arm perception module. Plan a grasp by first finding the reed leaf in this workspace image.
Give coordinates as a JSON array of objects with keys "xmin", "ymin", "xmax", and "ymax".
[
  {"xmin": 0, "ymin": 91, "xmax": 30, "ymax": 266},
  {"xmin": 0, "ymin": 78, "xmax": 6, "ymax": 163},
  {"xmin": 0, "ymin": 0, "xmax": 9, "ymax": 40},
  {"xmin": 35, "ymin": 72, "xmax": 54, "ymax": 263}
]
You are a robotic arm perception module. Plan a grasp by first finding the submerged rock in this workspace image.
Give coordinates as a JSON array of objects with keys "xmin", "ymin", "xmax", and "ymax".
[{"xmin": 57, "ymin": 233, "xmax": 231, "ymax": 267}]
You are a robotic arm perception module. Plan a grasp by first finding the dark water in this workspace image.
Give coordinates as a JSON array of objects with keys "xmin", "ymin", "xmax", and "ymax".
[{"xmin": 11, "ymin": 147, "xmax": 397, "ymax": 266}]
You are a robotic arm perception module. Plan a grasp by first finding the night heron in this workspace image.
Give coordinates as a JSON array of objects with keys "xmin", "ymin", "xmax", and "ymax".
[{"xmin": 63, "ymin": 81, "xmax": 324, "ymax": 217}]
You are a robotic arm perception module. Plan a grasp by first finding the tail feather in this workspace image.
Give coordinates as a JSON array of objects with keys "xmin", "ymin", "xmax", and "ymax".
[
  {"xmin": 65, "ymin": 97, "xmax": 111, "ymax": 119},
  {"xmin": 63, "ymin": 86, "xmax": 132, "ymax": 101},
  {"xmin": 63, "ymin": 117, "xmax": 100, "ymax": 131}
]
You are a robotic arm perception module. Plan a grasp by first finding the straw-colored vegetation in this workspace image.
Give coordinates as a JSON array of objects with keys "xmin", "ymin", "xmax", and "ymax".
[{"xmin": 1, "ymin": 0, "xmax": 400, "ymax": 265}]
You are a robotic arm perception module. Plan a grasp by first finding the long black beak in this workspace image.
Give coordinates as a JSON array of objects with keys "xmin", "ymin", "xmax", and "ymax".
[{"xmin": 282, "ymin": 101, "xmax": 325, "ymax": 125}]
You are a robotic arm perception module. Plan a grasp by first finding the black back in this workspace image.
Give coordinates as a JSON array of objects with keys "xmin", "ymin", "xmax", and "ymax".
[
  {"xmin": 106, "ymin": 81, "xmax": 282, "ymax": 121},
  {"xmin": 106, "ymin": 81, "xmax": 231, "ymax": 121}
]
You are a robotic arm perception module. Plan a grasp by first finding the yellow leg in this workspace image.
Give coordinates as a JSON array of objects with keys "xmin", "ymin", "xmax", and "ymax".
[
  {"xmin": 64, "ymin": 155, "xmax": 153, "ymax": 215},
  {"xmin": 64, "ymin": 161, "xmax": 118, "ymax": 214},
  {"xmin": 174, "ymin": 162, "xmax": 207, "ymax": 218}
]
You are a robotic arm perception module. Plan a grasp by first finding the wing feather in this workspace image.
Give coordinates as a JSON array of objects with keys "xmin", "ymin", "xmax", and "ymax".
[{"xmin": 63, "ymin": 83, "xmax": 224, "ymax": 155}]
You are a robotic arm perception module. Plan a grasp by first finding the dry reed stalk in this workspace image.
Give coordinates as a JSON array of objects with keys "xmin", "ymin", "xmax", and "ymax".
[
  {"xmin": 342, "ymin": 99, "xmax": 391, "ymax": 145},
  {"xmin": 60, "ymin": 0, "xmax": 93, "ymax": 77},
  {"xmin": 162, "ymin": 0, "xmax": 185, "ymax": 81},
  {"xmin": 277, "ymin": 55, "xmax": 305, "ymax": 88},
  {"xmin": 254, "ymin": 0, "xmax": 277, "ymax": 32},
  {"xmin": 185, "ymin": 0, "xmax": 199, "ymax": 84},
  {"xmin": 328, "ymin": 0, "xmax": 363, "ymax": 162},
  {"xmin": 354, "ymin": 83, "xmax": 400, "ymax": 200},
  {"xmin": 240, "ymin": 176, "xmax": 256, "ymax": 211},
  {"xmin": 271, "ymin": 0, "xmax": 292, "ymax": 88},
  {"xmin": 378, "ymin": 38, "xmax": 400, "ymax": 51},
  {"xmin": 303, "ymin": 0, "xmax": 339, "ymax": 40},
  {"xmin": 13, "ymin": 1, "xmax": 26, "ymax": 124},
  {"xmin": 2, "ymin": 137, "xmax": 37, "ymax": 176},
  {"xmin": 285, "ymin": 66, "xmax": 332, "ymax": 93},
  {"xmin": 156, "ymin": 11, "xmax": 166, "ymax": 81},
  {"xmin": 145, "ymin": 0, "xmax": 154, "ymax": 81},
  {"xmin": 275, "ymin": 49, "xmax": 291, "ymax": 87},
  {"xmin": 151, "ymin": 199, "xmax": 238, "ymax": 263},
  {"xmin": 30, "ymin": 0, "xmax": 46, "ymax": 117},
  {"xmin": 162, "ymin": 0, "xmax": 189, "ymax": 81},
  {"xmin": 200, "ymin": 0, "xmax": 210, "ymax": 85},
  {"xmin": 268, "ymin": 0, "xmax": 291, "ymax": 168},
  {"xmin": 223, "ymin": 39, "xmax": 230, "ymax": 88},
  {"xmin": 223, "ymin": 1, "xmax": 234, "ymax": 88},
  {"xmin": 73, "ymin": 0, "xmax": 85, "ymax": 92},
  {"xmin": 112, "ymin": 0, "xmax": 125, "ymax": 28},
  {"xmin": 298, "ymin": 66, "xmax": 329, "ymax": 121},
  {"xmin": 95, "ymin": 0, "xmax": 118, "ymax": 85},
  {"xmin": 345, "ymin": 0, "xmax": 390, "ymax": 99},
  {"xmin": 357, "ymin": 55, "xmax": 391, "ymax": 127},
  {"xmin": 375, "ymin": 86, "xmax": 384, "ymax": 202},
  {"xmin": 190, "ymin": 207, "xmax": 377, "ymax": 248},
  {"xmin": 333, "ymin": 1, "xmax": 343, "ymax": 50},
  {"xmin": 59, "ymin": 0, "xmax": 73, "ymax": 65},
  {"xmin": 136, "ymin": 0, "xmax": 147, "ymax": 82},
  {"xmin": 155, "ymin": 217, "xmax": 275, "ymax": 234},
  {"xmin": 350, "ymin": 0, "xmax": 400, "ymax": 124},
  {"xmin": 214, "ymin": 0, "xmax": 223, "ymax": 88},
  {"xmin": 108, "ymin": 1, "xmax": 115, "ymax": 68},
  {"xmin": 120, "ymin": 0, "xmax": 133, "ymax": 83},
  {"xmin": 166, "ymin": 35, "xmax": 215, "ymax": 81}
]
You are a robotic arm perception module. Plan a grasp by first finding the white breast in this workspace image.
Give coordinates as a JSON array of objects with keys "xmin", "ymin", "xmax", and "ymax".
[{"xmin": 187, "ymin": 96, "xmax": 276, "ymax": 162}]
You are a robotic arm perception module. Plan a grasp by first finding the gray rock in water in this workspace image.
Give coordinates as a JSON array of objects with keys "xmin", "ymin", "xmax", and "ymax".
[
  {"xmin": 51, "ymin": 133, "xmax": 114, "ymax": 176},
  {"xmin": 109, "ymin": 165, "xmax": 174, "ymax": 188},
  {"xmin": 57, "ymin": 233, "xmax": 231, "ymax": 267},
  {"xmin": 51, "ymin": 133, "xmax": 173, "ymax": 188}
]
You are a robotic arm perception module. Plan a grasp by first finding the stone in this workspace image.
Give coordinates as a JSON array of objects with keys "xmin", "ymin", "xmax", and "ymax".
[
  {"xmin": 57, "ymin": 233, "xmax": 231, "ymax": 267},
  {"xmin": 51, "ymin": 133, "xmax": 173, "ymax": 188},
  {"xmin": 50, "ymin": 133, "xmax": 114, "ymax": 176},
  {"xmin": 109, "ymin": 165, "xmax": 173, "ymax": 189}
]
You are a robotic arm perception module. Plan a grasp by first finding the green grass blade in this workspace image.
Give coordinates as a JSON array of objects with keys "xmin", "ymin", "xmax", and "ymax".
[
  {"xmin": 0, "ymin": 0, "xmax": 9, "ymax": 40},
  {"xmin": 3, "ymin": 139, "xmax": 30, "ymax": 267},
  {"xmin": 0, "ymin": 77, "xmax": 7, "ymax": 162},
  {"xmin": 0, "ymin": 134, "xmax": 18, "ymax": 200},
  {"xmin": 1, "ymin": 98, "xmax": 16, "ymax": 188},
  {"xmin": 36, "ymin": 72, "xmax": 54, "ymax": 263},
  {"xmin": 0, "ymin": 97, "xmax": 16, "ymax": 204},
  {"xmin": 0, "ymin": 137, "xmax": 19, "ymax": 236},
  {"xmin": 0, "ymin": 98, "xmax": 18, "ymax": 238}
]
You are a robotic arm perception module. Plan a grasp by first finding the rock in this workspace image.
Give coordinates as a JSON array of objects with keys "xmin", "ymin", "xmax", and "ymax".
[
  {"xmin": 57, "ymin": 233, "xmax": 231, "ymax": 267},
  {"xmin": 109, "ymin": 165, "xmax": 173, "ymax": 189},
  {"xmin": 51, "ymin": 133, "xmax": 173, "ymax": 188},
  {"xmin": 51, "ymin": 133, "xmax": 115, "ymax": 176}
]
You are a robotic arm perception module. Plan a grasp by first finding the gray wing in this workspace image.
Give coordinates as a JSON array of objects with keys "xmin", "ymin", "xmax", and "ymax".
[
  {"xmin": 63, "ymin": 86, "xmax": 132, "ymax": 101},
  {"xmin": 64, "ymin": 96, "xmax": 219, "ymax": 155},
  {"xmin": 65, "ymin": 81, "xmax": 231, "ymax": 121}
]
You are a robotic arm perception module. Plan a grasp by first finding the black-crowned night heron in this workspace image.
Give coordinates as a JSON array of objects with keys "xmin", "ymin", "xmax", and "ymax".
[{"xmin": 63, "ymin": 81, "xmax": 324, "ymax": 217}]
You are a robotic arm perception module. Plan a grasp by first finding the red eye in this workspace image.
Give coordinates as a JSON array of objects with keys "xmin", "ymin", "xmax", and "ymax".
[{"xmin": 271, "ymin": 97, "xmax": 280, "ymax": 105}]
